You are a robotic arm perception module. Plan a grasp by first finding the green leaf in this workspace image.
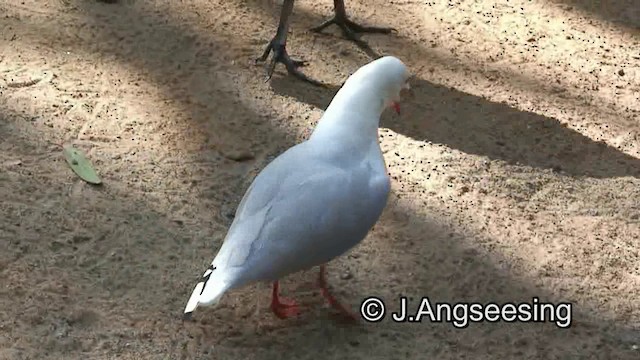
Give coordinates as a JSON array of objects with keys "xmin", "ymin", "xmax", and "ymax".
[{"xmin": 62, "ymin": 145, "xmax": 102, "ymax": 185}]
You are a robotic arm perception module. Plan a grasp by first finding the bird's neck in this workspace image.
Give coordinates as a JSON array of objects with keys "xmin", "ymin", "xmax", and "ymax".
[{"xmin": 309, "ymin": 85, "xmax": 386, "ymax": 146}]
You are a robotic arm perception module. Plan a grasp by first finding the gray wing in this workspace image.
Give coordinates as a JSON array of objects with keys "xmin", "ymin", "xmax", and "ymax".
[{"xmin": 213, "ymin": 148, "xmax": 390, "ymax": 286}]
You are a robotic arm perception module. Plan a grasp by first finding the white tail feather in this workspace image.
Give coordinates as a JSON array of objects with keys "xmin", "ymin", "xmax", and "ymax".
[{"xmin": 183, "ymin": 264, "xmax": 231, "ymax": 318}]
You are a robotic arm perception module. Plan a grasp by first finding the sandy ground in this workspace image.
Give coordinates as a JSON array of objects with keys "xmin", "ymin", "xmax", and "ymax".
[{"xmin": 1, "ymin": 0, "xmax": 639, "ymax": 358}]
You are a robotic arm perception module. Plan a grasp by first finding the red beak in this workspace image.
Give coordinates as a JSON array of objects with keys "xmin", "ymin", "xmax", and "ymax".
[{"xmin": 392, "ymin": 102, "xmax": 401, "ymax": 115}]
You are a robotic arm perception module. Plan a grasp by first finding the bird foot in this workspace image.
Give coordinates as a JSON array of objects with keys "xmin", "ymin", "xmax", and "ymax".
[
  {"xmin": 318, "ymin": 266, "xmax": 358, "ymax": 322},
  {"xmin": 270, "ymin": 295, "xmax": 301, "ymax": 319},
  {"xmin": 321, "ymin": 288, "xmax": 358, "ymax": 321},
  {"xmin": 310, "ymin": 15, "xmax": 396, "ymax": 47},
  {"xmin": 255, "ymin": 39, "xmax": 325, "ymax": 87},
  {"xmin": 270, "ymin": 281, "xmax": 302, "ymax": 319}
]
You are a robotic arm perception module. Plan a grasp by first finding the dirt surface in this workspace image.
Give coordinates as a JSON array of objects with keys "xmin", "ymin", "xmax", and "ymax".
[{"xmin": 1, "ymin": 0, "xmax": 639, "ymax": 359}]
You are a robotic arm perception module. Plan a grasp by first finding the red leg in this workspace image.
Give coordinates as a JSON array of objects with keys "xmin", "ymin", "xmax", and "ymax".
[
  {"xmin": 318, "ymin": 265, "xmax": 358, "ymax": 321},
  {"xmin": 270, "ymin": 281, "xmax": 301, "ymax": 319}
]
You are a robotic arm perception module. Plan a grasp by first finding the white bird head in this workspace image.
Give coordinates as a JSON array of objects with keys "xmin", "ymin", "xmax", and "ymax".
[
  {"xmin": 311, "ymin": 55, "xmax": 413, "ymax": 143},
  {"xmin": 341, "ymin": 55, "xmax": 413, "ymax": 115}
]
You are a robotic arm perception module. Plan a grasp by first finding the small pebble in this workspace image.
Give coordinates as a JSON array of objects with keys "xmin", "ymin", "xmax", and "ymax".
[
  {"xmin": 222, "ymin": 148, "xmax": 255, "ymax": 162},
  {"xmin": 340, "ymin": 271, "xmax": 353, "ymax": 280},
  {"xmin": 3, "ymin": 160, "xmax": 22, "ymax": 166}
]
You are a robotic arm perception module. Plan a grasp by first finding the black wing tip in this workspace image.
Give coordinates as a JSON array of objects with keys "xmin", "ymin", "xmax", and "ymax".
[{"xmin": 183, "ymin": 311, "xmax": 194, "ymax": 321}]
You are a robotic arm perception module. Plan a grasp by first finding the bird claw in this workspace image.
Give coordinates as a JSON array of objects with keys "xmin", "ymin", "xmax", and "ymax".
[
  {"xmin": 271, "ymin": 295, "xmax": 302, "ymax": 319},
  {"xmin": 310, "ymin": 16, "xmax": 396, "ymax": 46},
  {"xmin": 318, "ymin": 265, "xmax": 359, "ymax": 322},
  {"xmin": 342, "ymin": 18, "xmax": 397, "ymax": 35},
  {"xmin": 256, "ymin": 40, "xmax": 325, "ymax": 87},
  {"xmin": 270, "ymin": 281, "xmax": 304, "ymax": 319}
]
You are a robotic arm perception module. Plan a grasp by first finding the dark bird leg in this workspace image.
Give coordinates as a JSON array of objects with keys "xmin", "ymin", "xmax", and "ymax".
[
  {"xmin": 318, "ymin": 264, "xmax": 358, "ymax": 321},
  {"xmin": 257, "ymin": 0, "xmax": 324, "ymax": 86},
  {"xmin": 270, "ymin": 281, "xmax": 301, "ymax": 319},
  {"xmin": 311, "ymin": 0, "xmax": 396, "ymax": 47}
]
